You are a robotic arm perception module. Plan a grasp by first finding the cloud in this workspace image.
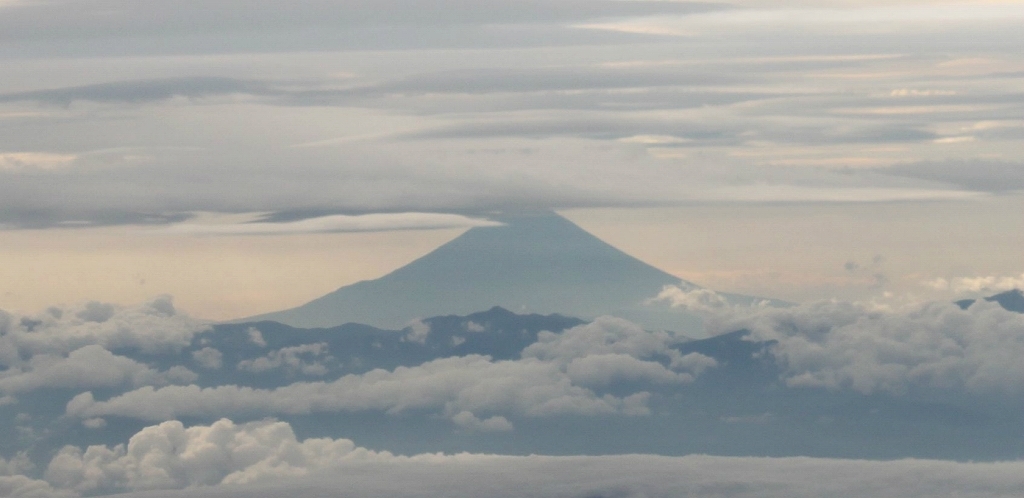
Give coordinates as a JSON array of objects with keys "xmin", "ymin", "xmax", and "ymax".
[
  {"xmin": 0, "ymin": 475, "xmax": 73, "ymax": 498},
  {"xmin": 246, "ymin": 328, "xmax": 266, "ymax": 348},
  {"xmin": 60, "ymin": 318, "xmax": 718, "ymax": 426},
  {"xmin": 191, "ymin": 348, "xmax": 223, "ymax": 370},
  {"xmin": 65, "ymin": 353, "xmax": 653, "ymax": 424},
  {"xmin": 42, "ymin": 418, "xmax": 386, "ymax": 494},
  {"xmin": 0, "ymin": 152, "xmax": 76, "ymax": 171},
  {"xmin": 522, "ymin": 316, "xmax": 713, "ymax": 386},
  {"xmin": 0, "ymin": 297, "xmax": 209, "ymax": 359},
  {"xmin": 882, "ymin": 160, "xmax": 1024, "ymax": 192},
  {"xmin": 403, "ymin": 319, "xmax": 430, "ymax": 345},
  {"xmin": 0, "ymin": 452, "xmax": 33, "ymax": 476},
  {"xmin": 0, "ymin": 78, "xmax": 263, "ymax": 106},
  {"xmin": 0, "ymin": 0, "xmax": 726, "ymax": 53},
  {"xmin": 0, "ymin": 298, "xmax": 208, "ymax": 398},
  {"xmin": 236, "ymin": 343, "xmax": 332, "ymax": 377},
  {"xmin": 162, "ymin": 213, "xmax": 502, "ymax": 236},
  {"xmin": 925, "ymin": 273, "xmax": 1024, "ymax": 294},
  {"xmin": 658, "ymin": 286, "xmax": 1024, "ymax": 396},
  {"xmin": 0, "ymin": 345, "xmax": 196, "ymax": 395},
  {"xmin": 21, "ymin": 417, "xmax": 1024, "ymax": 498},
  {"xmin": 450, "ymin": 411, "xmax": 514, "ymax": 432}
]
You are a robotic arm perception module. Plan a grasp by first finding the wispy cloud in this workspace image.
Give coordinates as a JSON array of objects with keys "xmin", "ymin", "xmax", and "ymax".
[{"xmin": 162, "ymin": 212, "xmax": 502, "ymax": 235}]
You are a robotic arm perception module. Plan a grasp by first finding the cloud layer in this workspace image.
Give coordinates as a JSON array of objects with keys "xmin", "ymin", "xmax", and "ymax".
[
  {"xmin": 65, "ymin": 317, "xmax": 708, "ymax": 426},
  {"xmin": 1, "ymin": 0, "xmax": 1021, "ymax": 227},
  {"xmin": 15, "ymin": 418, "xmax": 1024, "ymax": 497},
  {"xmin": 656, "ymin": 286, "xmax": 1024, "ymax": 396}
]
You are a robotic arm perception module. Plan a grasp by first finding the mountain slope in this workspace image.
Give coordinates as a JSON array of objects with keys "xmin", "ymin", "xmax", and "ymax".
[
  {"xmin": 956, "ymin": 289, "xmax": 1024, "ymax": 313},
  {"xmin": 241, "ymin": 212, "xmax": 697, "ymax": 329}
]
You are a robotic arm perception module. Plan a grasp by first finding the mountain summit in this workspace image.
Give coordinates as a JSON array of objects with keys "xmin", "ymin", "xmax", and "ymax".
[{"xmin": 241, "ymin": 212, "xmax": 707, "ymax": 330}]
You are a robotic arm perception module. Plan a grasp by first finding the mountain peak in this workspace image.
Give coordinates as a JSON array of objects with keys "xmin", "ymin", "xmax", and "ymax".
[
  {"xmin": 956, "ymin": 289, "xmax": 1024, "ymax": 313},
  {"xmin": 240, "ymin": 211, "xmax": 692, "ymax": 329}
]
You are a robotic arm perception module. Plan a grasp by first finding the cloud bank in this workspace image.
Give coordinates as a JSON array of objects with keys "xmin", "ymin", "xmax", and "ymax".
[
  {"xmin": 656, "ymin": 286, "xmax": 1024, "ymax": 396},
  {"xmin": 15, "ymin": 418, "xmax": 1024, "ymax": 497},
  {"xmin": 1, "ymin": 0, "xmax": 1021, "ymax": 227},
  {"xmin": 63, "ymin": 317, "xmax": 715, "ymax": 426}
]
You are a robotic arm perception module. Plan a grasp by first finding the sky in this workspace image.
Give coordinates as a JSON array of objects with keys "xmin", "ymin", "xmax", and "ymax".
[
  {"xmin": 2, "ymin": 2, "xmax": 1024, "ymax": 496},
  {"xmin": 1, "ymin": 0, "xmax": 1023, "ymax": 319}
]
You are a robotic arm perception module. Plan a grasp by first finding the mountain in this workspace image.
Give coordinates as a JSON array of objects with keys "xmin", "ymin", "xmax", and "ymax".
[
  {"xmin": 24, "ymin": 307, "xmax": 1019, "ymax": 462},
  {"xmin": 240, "ymin": 211, "xmax": 754, "ymax": 332},
  {"xmin": 955, "ymin": 289, "xmax": 1024, "ymax": 313}
]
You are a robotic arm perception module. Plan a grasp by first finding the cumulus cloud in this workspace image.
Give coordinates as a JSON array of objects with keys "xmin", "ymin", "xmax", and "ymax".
[
  {"xmin": 403, "ymin": 320, "xmax": 431, "ymax": 345},
  {"xmin": 0, "ymin": 452, "xmax": 34, "ymax": 476},
  {"xmin": 0, "ymin": 453, "xmax": 67, "ymax": 498},
  {"xmin": 43, "ymin": 418, "xmax": 386, "ymax": 494},
  {"xmin": 0, "ymin": 297, "xmax": 209, "ymax": 359},
  {"xmin": 658, "ymin": 286, "xmax": 1024, "ymax": 396},
  {"xmin": 246, "ymin": 328, "xmax": 266, "ymax": 348},
  {"xmin": 66, "ymin": 353, "xmax": 652, "ymax": 424},
  {"xmin": 20, "ymin": 417, "xmax": 1024, "ymax": 498},
  {"xmin": 0, "ymin": 345, "xmax": 196, "ymax": 395},
  {"xmin": 522, "ymin": 317, "xmax": 716, "ymax": 386},
  {"xmin": 236, "ymin": 343, "xmax": 332, "ymax": 376},
  {"xmin": 0, "ymin": 298, "xmax": 207, "ymax": 396},
  {"xmin": 0, "ymin": 475, "xmax": 73, "ymax": 498},
  {"xmin": 61, "ymin": 317, "xmax": 734, "ymax": 426},
  {"xmin": 191, "ymin": 348, "xmax": 223, "ymax": 370}
]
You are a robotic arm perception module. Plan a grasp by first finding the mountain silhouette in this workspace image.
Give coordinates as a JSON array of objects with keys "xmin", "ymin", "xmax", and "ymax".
[
  {"xmin": 955, "ymin": 289, "xmax": 1024, "ymax": 313},
  {"xmin": 240, "ymin": 211, "xmax": 746, "ymax": 331}
]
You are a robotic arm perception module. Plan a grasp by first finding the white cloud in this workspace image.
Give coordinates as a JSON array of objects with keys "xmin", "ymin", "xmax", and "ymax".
[
  {"xmin": 0, "ymin": 453, "xmax": 65, "ymax": 498},
  {"xmin": 66, "ymin": 351, "xmax": 654, "ymax": 424},
  {"xmin": 0, "ymin": 297, "xmax": 209, "ymax": 360},
  {"xmin": 403, "ymin": 319, "xmax": 430, "ymax": 345},
  {"xmin": 82, "ymin": 418, "xmax": 107, "ymax": 430},
  {"xmin": 246, "ymin": 328, "xmax": 266, "ymax": 348},
  {"xmin": 0, "ymin": 475, "xmax": 73, "ymax": 498},
  {"xmin": 566, "ymin": 353, "xmax": 689, "ymax": 387},
  {"xmin": 191, "ymin": 347, "xmax": 223, "ymax": 370},
  {"xmin": 659, "ymin": 286, "xmax": 1024, "ymax": 396},
  {"xmin": 0, "ymin": 345, "xmax": 195, "ymax": 395},
  {"xmin": 43, "ymin": 418, "xmax": 387, "ymax": 494},
  {"xmin": 0, "ymin": 452, "xmax": 33, "ymax": 476},
  {"xmin": 237, "ymin": 343, "xmax": 331, "ymax": 376},
  {"xmin": 20, "ymin": 417, "xmax": 1024, "ymax": 498},
  {"xmin": 0, "ymin": 298, "xmax": 205, "ymax": 396},
  {"xmin": 523, "ymin": 316, "xmax": 712, "ymax": 383},
  {"xmin": 450, "ymin": 411, "xmax": 513, "ymax": 432},
  {"xmin": 926, "ymin": 272, "xmax": 1024, "ymax": 294},
  {"xmin": 63, "ymin": 317, "xmax": 734, "ymax": 425},
  {"xmin": 163, "ymin": 212, "xmax": 502, "ymax": 236}
]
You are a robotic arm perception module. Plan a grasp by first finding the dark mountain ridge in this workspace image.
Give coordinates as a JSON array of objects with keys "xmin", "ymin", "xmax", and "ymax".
[{"xmin": 956, "ymin": 289, "xmax": 1024, "ymax": 313}]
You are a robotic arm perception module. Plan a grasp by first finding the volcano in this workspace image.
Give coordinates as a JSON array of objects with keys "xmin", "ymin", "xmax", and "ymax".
[{"xmin": 241, "ymin": 212, "xmax": 757, "ymax": 332}]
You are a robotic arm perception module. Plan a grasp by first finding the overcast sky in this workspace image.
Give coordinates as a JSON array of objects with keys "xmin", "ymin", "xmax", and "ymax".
[
  {"xmin": 0, "ymin": 0, "xmax": 1022, "ymax": 317},
  {"xmin": 1, "ymin": 4, "xmax": 1024, "ymax": 496}
]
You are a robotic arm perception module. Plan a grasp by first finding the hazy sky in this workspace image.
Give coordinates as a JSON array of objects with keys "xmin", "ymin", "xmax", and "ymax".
[{"xmin": 1, "ymin": 0, "xmax": 1022, "ymax": 318}]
